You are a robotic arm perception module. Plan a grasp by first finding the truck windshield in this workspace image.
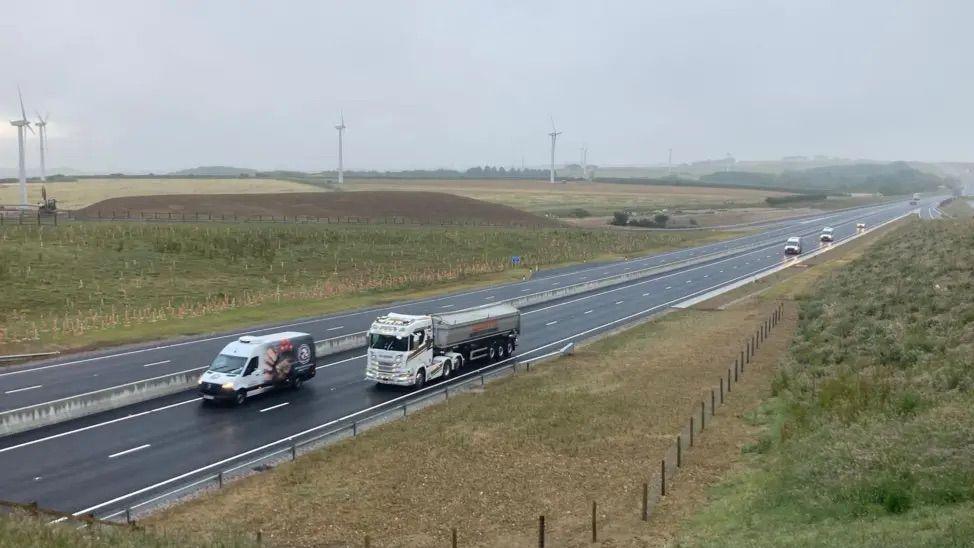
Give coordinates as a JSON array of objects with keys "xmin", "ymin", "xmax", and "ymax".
[
  {"xmin": 369, "ymin": 334, "xmax": 409, "ymax": 352},
  {"xmin": 208, "ymin": 354, "xmax": 247, "ymax": 374}
]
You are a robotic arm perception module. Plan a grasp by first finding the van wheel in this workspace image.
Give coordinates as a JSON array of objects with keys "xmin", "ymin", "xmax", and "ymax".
[
  {"xmin": 414, "ymin": 369, "xmax": 426, "ymax": 390},
  {"xmin": 292, "ymin": 376, "xmax": 303, "ymax": 390},
  {"xmin": 234, "ymin": 390, "xmax": 247, "ymax": 406}
]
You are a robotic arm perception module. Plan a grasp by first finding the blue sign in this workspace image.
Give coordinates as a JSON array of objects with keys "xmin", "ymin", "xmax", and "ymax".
[{"xmin": 511, "ymin": 255, "xmax": 521, "ymax": 265}]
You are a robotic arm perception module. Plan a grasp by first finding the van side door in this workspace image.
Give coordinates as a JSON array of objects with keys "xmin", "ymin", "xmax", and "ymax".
[{"xmin": 241, "ymin": 355, "xmax": 263, "ymax": 394}]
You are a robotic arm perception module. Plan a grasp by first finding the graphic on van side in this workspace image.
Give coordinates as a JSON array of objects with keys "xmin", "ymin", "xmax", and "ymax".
[
  {"xmin": 262, "ymin": 339, "xmax": 297, "ymax": 383},
  {"xmin": 297, "ymin": 343, "xmax": 312, "ymax": 365}
]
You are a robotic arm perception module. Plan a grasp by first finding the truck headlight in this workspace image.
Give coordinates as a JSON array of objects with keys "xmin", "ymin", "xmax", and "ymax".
[
  {"xmin": 221, "ymin": 382, "xmax": 235, "ymax": 391},
  {"xmin": 394, "ymin": 355, "xmax": 403, "ymax": 364},
  {"xmin": 197, "ymin": 378, "xmax": 204, "ymax": 385}
]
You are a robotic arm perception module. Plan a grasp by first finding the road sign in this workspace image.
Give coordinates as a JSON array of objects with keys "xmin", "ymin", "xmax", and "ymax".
[{"xmin": 511, "ymin": 255, "xmax": 521, "ymax": 266}]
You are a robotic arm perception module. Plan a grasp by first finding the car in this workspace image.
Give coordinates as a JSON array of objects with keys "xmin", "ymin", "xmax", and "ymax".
[
  {"xmin": 819, "ymin": 227, "xmax": 834, "ymax": 242},
  {"xmin": 784, "ymin": 236, "xmax": 802, "ymax": 255},
  {"xmin": 856, "ymin": 222, "xmax": 866, "ymax": 230}
]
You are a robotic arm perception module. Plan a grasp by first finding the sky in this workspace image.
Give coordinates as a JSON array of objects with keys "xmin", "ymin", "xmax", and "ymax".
[{"xmin": 0, "ymin": 0, "xmax": 972, "ymax": 173}]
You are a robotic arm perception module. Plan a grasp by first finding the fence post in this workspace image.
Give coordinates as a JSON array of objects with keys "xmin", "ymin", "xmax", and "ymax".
[
  {"xmin": 701, "ymin": 401, "xmax": 706, "ymax": 430},
  {"xmin": 711, "ymin": 389, "xmax": 716, "ymax": 415},
  {"xmin": 538, "ymin": 515, "xmax": 545, "ymax": 548},
  {"xmin": 677, "ymin": 435, "xmax": 682, "ymax": 467},
  {"xmin": 353, "ymin": 421, "xmax": 358, "ymax": 436},
  {"xmin": 727, "ymin": 368, "xmax": 732, "ymax": 392},
  {"xmin": 720, "ymin": 377, "xmax": 724, "ymax": 403},
  {"xmin": 126, "ymin": 507, "xmax": 132, "ymax": 524},
  {"xmin": 218, "ymin": 471, "xmax": 224, "ymax": 488},
  {"xmin": 591, "ymin": 501, "xmax": 597, "ymax": 543},
  {"xmin": 745, "ymin": 343, "xmax": 750, "ymax": 363},
  {"xmin": 734, "ymin": 362, "xmax": 739, "ymax": 383},
  {"xmin": 364, "ymin": 534, "xmax": 369, "ymax": 548},
  {"xmin": 291, "ymin": 443, "xmax": 297, "ymax": 460},
  {"xmin": 690, "ymin": 417, "xmax": 694, "ymax": 447},
  {"xmin": 661, "ymin": 460, "xmax": 666, "ymax": 496},
  {"xmin": 28, "ymin": 501, "xmax": 38, "ymax": 516},
  {"xmin": 642, "ymin": 482, "xmax": 649, "ymax": 521}
]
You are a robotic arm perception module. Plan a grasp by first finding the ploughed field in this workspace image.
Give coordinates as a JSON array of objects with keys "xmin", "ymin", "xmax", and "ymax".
[{"xmin": 74, "ymin": 191, "xmax": 557, "ymax": 227}]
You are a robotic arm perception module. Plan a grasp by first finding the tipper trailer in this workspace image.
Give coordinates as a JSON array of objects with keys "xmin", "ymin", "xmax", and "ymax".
[{"xmin": 365, "ymin": 303, "xmax": 521, "ymax": 388}]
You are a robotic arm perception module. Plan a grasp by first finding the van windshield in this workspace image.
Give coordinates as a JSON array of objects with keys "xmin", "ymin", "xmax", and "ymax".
[
  {"xmin": 208, "ymin": 354, "xmax": 247, "ymax": 374},
  {"xmin": 369, "ymin": 333, "xmax": 409, "ymax": 352}
]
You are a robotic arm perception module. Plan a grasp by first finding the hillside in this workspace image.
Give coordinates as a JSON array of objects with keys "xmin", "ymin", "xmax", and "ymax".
[
  {"xmin": 701, "ymin": 161, "xmax": 951, "ymax": 195},
  {"xmin": 679, "ymin": 218, "xmax": 974, "ymax": 546},
  {"xmin": 167, "ymin": 166, "xmax": 259, "ymax": 177},
  {"xmin": 75, "ymin": 191, "xmax": 557, "ymax": 226}
]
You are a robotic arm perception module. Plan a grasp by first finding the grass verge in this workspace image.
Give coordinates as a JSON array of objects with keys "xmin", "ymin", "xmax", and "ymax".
[
  {"xmin": 0, "ymin": 223, "xmax": 733, "ymax": 357},
  {"xmin": 675, "ymin": 217, "xmax": 974, "ymax": 547}
]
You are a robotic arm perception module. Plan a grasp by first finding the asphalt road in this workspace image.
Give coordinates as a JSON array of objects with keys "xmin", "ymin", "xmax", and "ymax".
[{"xmin": 0, "ymin": 198, "xmax": 934, "ymax": 518}]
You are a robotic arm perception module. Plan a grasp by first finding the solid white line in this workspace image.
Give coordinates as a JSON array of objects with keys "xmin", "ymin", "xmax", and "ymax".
[
  {"xmin": 642, "ymin": 292, "xmax": 650, "ymax": 297},
  {"xmin": 584, "ymin": 310, "xmax": 593, "ymax": 314},
  {"xmin": 545, "ymin": 321, "xmax": 558, "ymax": 326},
  {"xmin": 4, "ymin": 385, "xmax": 42, "ymax": 394},
  {"xmin": 665, "ymin": 286, "xmax": 672, "ymax": 290},
  {"xmin": 141, "ymin": 360, "xmax": 170, "ymax": 368},
  {"xmin": 319, "ymin": 354, "xmax": 366, "ymax": 368},
  {"xmin": 259, "ymin": 402, "xmax": 290, "ymax": 413},
  {"xmin": 325, "ymin": 325, "xmax": 345, "ymax": 331},
  {"xmin": 614, "ymin": 301, "xmax": 624, "ymax": 305},
  {"xmin": 0, "ymin": 398, "xmax": 201, "ymax": 455},
  {"xmin": 108, "ymin": 444, "xmax": 150, "ymax": 459},
  {"xmin": 0, "ymin": 366, "xmax": 206, "ymax": 416}
]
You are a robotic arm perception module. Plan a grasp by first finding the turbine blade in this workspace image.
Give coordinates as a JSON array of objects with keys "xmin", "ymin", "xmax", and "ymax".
[{"xmin": 18, "ymin": 86, "xmax": 27, "ymax": 122}]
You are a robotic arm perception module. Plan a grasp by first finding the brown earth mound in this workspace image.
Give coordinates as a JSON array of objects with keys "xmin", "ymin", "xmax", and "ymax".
[{"xmin": 76, "ymin": 191, "xmax": 558, "ymax": 227}]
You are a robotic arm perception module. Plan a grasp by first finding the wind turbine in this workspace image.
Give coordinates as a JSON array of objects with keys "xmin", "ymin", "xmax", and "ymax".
[
  {"xmin": 9, "ymin": 87, "xmax": 33, "ymax": 208},
  {"xmin": 334, "ymin": 112, "xmax": 346, "ymax": 184},
  {"xmin": 548, "ymin": 118, "xmax": 561, "ymax": 184},
  {"xmin": 580, "ymin": 145, "xmax": 588, "ymax": 180},
  {"xmin": 35, "ymin": 112, "xmax": 49, "ymax": 182}
]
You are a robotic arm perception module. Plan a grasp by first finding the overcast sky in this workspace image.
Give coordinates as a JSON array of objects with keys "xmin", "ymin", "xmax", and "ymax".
[{"xmin": 1, "ymin": 1, "xmax": 971, "ymax": 173}]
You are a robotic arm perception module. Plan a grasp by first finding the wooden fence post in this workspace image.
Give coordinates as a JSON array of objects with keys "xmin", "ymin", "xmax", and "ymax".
[
  {"xmin": 538, "ymin": 515, "xmax": 545, "ymax": 547},
  {"xmin": 690, "ymin": 417, "xmax": 694, "ymax": 447},
  {"xmin": 661, "ymin": 460, "xmax": 666, "ymax": 496},
  {"xmin": 677, "ymin": 435, "xmax": 682, "ymax": 467},
  {"xmin": 591, "ymin": 501, "xmax": 597, "ymax": 543},
  {"xmin": 642, "ymin": 482, "xmax": 649, "ymax": 521},
  {"xmin": 452, "ymin": 528, "xmax": 458, "ymax": 548}
]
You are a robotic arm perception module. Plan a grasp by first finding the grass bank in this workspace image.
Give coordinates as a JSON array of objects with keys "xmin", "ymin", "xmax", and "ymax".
[
  {"xmin": 676, "ymin": 218, "xmax": 974, "ymax": 547},
  {"xmin": 0, "ymin": 222, "xmax": 732, "ymax": 356}
]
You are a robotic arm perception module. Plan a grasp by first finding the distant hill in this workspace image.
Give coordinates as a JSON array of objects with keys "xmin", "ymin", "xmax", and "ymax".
[
  {"xmin": 168, "ymin": 166, "xmax": 259, "ymax": 177},
  {"xmin": 701, "ymin": 162, "xmax": 952, "ymax": 195}
]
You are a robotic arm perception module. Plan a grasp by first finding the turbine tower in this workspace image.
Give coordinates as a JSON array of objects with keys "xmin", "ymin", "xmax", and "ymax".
[
  {"xmin": 335, "ymin": 112, "xmax": 346, "ymax": 184},
  {"xmin": 9, "ymin": 87, "xmax": 33, "ymax": 208},
  {"xmin": 548, "ymin": 118, "xmax": 561, "ymax": 184},
  {"xmin": 580, "ymin": 145, "xmax": 587, "ymax": 180},
  {"xmin": 35, "ymin": 112, "xmax": 49, "ymax": 182}
]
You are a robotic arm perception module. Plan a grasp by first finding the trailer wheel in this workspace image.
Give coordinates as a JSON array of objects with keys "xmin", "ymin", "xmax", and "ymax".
[
  {"xmin": 488, "ymin": 345, "xmax": 496, "ymax": 362},
  {"xmin": 497, "ymin": 343, "xmax": 506, "ymax": 359},
  {"xmin": 414, "ymin": 369, "xmax": 426, "ymax": 390},
  {"xmin": 506, "ymin": 341, "xmax": 515, "ymax": 356},
  {"xmin": 234, "ymin": 390, "xmax": 247, "ymax": 406}
]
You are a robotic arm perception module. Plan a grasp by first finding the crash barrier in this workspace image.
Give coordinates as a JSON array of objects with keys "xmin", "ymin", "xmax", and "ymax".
[
  {"xmin": 0, "ymin": 368, "xmax": 204, "ymax": 438},
  {"xmin": 94, "ymin": 343, "xmax": 578, "ymax": 525},
  {"xmin": 314, "ymin": 332, "xmax": 367, "ymax": 357}
]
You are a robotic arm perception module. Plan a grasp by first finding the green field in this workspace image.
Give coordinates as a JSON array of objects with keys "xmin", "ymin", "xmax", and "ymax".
[
  {"xmin": 678, "ymin": 219, "xmax": 974, "ymax": 547},
  {"xmin": 0, "ymin": 222, "xmax": 732, "ymax": 356}
]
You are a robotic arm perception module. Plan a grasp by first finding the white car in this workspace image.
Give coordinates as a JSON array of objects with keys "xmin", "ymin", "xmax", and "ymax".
[
  {"xmin": 784, "ymin": 236, "xmax": 802, "ymax": 255},
  {"xmin": 819, "ymin": 227, "xmax": 834, "ymax": 242},
  {"xmin": 856, "ymin": 222, "xmax": 866, "ymax": 230}
]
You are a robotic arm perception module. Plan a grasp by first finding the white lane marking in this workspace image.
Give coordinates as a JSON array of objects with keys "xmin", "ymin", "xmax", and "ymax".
[
  {"xmin": 108, "ymin": 444, "xmax": 151, "ymax": 459},
  {"xmin": 142, "ymin": 360, "xmax": 170, "ymax": 368},
  {"xmin": 614, "ymin": 301, "xmax": 624, "ymax": 305},
  {"xmin": 325, "ymin": 325, "xmax": 345, "ymax": 331},
  {"xmin": 584, "ymin": 310, "xmax": 593, "ymax": 314},
  {"xmin": 685, "ymin": 280, "xmax": 693, "ymax": 283},
  {"xmin": 719, "ymin": 270, "xmax": 724, "ymax": 273},
  {"xmin": 0, "ymin": 398, "xmax": 200, "ymax": 455},
  {"xmin": 4, "ymin": 385, "xmax": 42, "ymax": 394},
  {"xmin": 545, "ymin": 321, "xmax": 558, "ymax": 326},
  {"xmin": 580, "ymin": 277, "xmax": 588, "ymax": 280},
  {"xmin": 0, "ymin": 367, "xmax": 207, "ymax": 416},
  {"xmin": 703, "ymin": 274, "xmax": 709, "ymax": 278},
  {"xmin": 552, "ymin": 282, "xmax": 561, "ymax": 286},
  {"xmin": 259, "ymin": 402, "xmax": 290, "ymax": 413},
  {"xmin": 319, "ymin": 354, "xmax": 366, "ymax": 368},
  {"xmin": 484, "ymin": 296, "xmax": 495, "ymax": 300},
  {"xmin": 642, "ymin": 293, "xmax": 650, "ymax": 297},
  {"xmin": 665, "ymin": 286, "xmax": 672, "ymax": 290},
  {"xmin": 521, "ymin": 288, "xmax": 531, "ymax": 292}
]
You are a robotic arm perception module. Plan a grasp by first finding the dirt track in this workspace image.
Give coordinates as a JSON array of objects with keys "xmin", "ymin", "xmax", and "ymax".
[{"xmin": 76, "ymin": 191, "xmax": 558, "ymax": 226}]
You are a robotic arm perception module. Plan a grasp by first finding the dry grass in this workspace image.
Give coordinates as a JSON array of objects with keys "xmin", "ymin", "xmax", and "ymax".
[
  {"xmin": 342, "ymin": 179, "xmax": 790, "ymax": 216},
  {"xmin": 0, "ymin": 178, "xmax": 322, "ymax": 210},
  {"xmin": 151, "ymin": 300, "xmax": 786, "ymax": 547}
]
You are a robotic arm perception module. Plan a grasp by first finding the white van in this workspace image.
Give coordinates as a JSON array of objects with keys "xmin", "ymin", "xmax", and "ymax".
[
  {"xmin": 198, "ymin": 332, "xmax": 316, "ymax": 405},
  {"xmin": 820, "ymin": 227, "xmax": 834, "ymax": 242}
]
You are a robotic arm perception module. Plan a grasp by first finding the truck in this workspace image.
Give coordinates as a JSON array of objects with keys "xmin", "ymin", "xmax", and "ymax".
[
  {"xmin": 819, "ymin": 226, "xmax": 834, "ymax": 242},
  {"xmin": 198, "ymin": 332, "xmax": 317, "ymax": 405},
  {"xmin": 910, "ymin": 193, "xmax": 920, "ymax": 205},
  {"xmin": 365, "ymin": 303, "xmax": 521, "ymax": 388},
  {"xmin": 784, "ymin": 236, "xmax": 802, "ymax": 255}
]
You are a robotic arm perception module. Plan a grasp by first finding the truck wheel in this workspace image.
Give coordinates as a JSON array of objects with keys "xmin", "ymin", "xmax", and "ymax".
[
  {"xmin": 506, "ymin": 341, "xmax": 515, "ymax": 356},
  {"xmin": 442, "ymin": 361, "xmax": 452, "ymax": 379},
  {"xmin": 497, "ymin": 344, "xmax": 506, "ymax": 359},
  {"xmin": 292, "ymin": 376, "xmax": 303, "ymax": 390},
  {"xmin": 414, "ymin": 369, "xmax": 426, "ymax": 390},
  {"xmin": 455, "ymin": 355, "xmax": 464, "ymax": 370},
  {"xmin": 488, "ymin": 346, "xmax": 496, "ymax": 362},
  {"xmin": 234, "ymin": 390, "xmax": 247, "ymax": 406}
]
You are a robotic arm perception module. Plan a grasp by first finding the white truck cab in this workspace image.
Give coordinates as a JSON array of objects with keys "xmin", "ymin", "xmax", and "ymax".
[
  {"xmin": 819, "ymin": 227, "xmax": 834, "ymax": 242},
  {"xmin": 199, "ymin": 331, "xmax": 316, "ymax": 405},
  {"xmin": 784, "ymin": 236, "xmax": 802, "ymax": 255},
  {"xmin": 366, "ymin": 313, "xmax": 451, "ymax": 388}
]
